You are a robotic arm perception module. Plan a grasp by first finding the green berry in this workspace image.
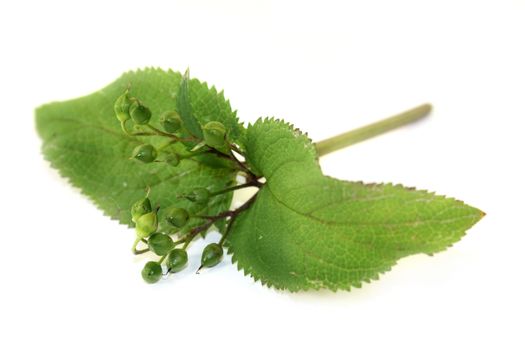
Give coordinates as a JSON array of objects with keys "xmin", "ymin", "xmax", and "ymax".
[
  {"xmin": 160, "ymin": 111, "xmax": 183, "ymax": 133},
  {"xmin": 200, "ymin": 243, "xmax": 223, "ymax": 268},
  {"xmin": 166, "ymin": 249, "xmax": 188, "ymax": 273},
  {"xmin": 135, "ymin": 211, "xmax": 158, "ymax": 238},
  {"xmin": 132, "ymin": 144, "xmax": 157, "ymax": 163},
  {"xmin": 186, "ymin": 187, "xmax": 210, "ymax": 205},
  {"xmin": 141, "ymin": 261, "xmax": 162, "ymax": 284},
  {"xmin": 165, "ymin": 154, "xmax": 180, "ymax": 167},
  {"xmin": 203, "ymin": 121, "xmax": 227, "ymax": 148},
  {"xmin": 114, "ymin": 91, "xmax": 133, "ymax": 123},
  {"xmin": 165, "ymin": 207, "xmax": 189, "ymax": 228},
  {"xmin": 129, "ymin": 101, "xmax": 152, "ymax": 125},
  {"xmin": 131, "ymin": 197, "xmax": 152, "ymax": 223},
  {"xmin": 147, "ymin": 233, "xmax": 174, "ymax": 256}
]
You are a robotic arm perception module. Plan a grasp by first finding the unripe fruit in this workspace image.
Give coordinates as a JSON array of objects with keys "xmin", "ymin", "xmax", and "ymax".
[
  {"xmin": 135, "ymin": 211, "xmax": 158, "ymax": 238},
  {"xmin": 114, "ymin": 91, "xmax": 133, "ymax": 123},
  {"xmin": 200, "ymin": 243, "xmax": 223, "ymax": 268},
  {"xmin": 160, "ymin": 111, "xmax": 183, "ymax": 133},
  {"xmin": 132, "ymin": 144, "xmax": 157, "ymax": 163},
  {"xmin": 166, "ymin": 249, "xmax": 188, "ymax": 273},
  {"xmin": 186, "ymin": 187, "xmax": 210, "ymax": 205},
  {"xmin": 129, "ymin": 101, "xmax": 152, "ymax": 125},
  {"xmin": 131, "ymin": 197, "xmax": 152, "ymax": 223},
  {"xmin": 147, "ymin": 233, "xmax": 174, "ymax": 256},
  {"xmin": 141, "ymin": 261, "xmax": 162, "ymax": 284},
  {"xmin": 165, "ymin": 154, "xmax": 180, "ymax": 167},
  {"xmin": 202, "ymin": 121, "xmax": 227, "ymax": 148},
  {"xmin": 165, "ymin": 207, "xmax": 189, "ymax": 228}
]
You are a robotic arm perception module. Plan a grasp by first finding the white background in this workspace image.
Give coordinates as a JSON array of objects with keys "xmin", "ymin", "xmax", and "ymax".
[{"xmin": 1, "ymin": 0, "xmax": 524, "ymax": 349}]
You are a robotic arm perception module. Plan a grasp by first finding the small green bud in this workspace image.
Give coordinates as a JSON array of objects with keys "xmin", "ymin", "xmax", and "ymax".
[
  {"xmin": 166, "ymin": 249, "xmax": 188, "ymax": 273},
  {"xmin": 141, "ymin": 261, "xmax": 162, "ymax": 284},
  {"xmin": 129, "ymin": 101, "xmax": 152, "ymax": 125},
  {"xmin": 203, "ymin": 121, "xmax": 227, "ymax": 148},
  {"xmin": 147, "ymin": 233, "xmax": 174, "ymax": 256},
  {"xmin": 200, "ymin": 243, "xmax": 223, "ymax": 269},
  {"xmin": 135, "ymin": 211, "xmax": 158, "ymax": 238},
  {"xmin": 114, "ymin": 91, "xmax": 133, "ymax": 123},
  {"xmin": 165, "ymin": 207, "xmax": 189, "ymax": 228},
  {"xmin": 131, "ymin": 197, "xmax": 152, "ymax": 223},
  {"xmin": 165, "ymin": 154, "xmax": 180, "ymax": 167},
  {"xmin": 185, "ymin": 187, "xmax": 210, "ymax": 205},
  {"xmin": 132, "ymin": 144, "xmax": 157, "ymax": 163},
  {"xmin": 160, "ymin": 111, "xmax": 183, "ymax": 133}
]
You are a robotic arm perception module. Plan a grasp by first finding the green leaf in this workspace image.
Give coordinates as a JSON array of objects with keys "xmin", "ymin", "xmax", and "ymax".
[
  {"xmin": 187, "ymin": 74, "xmax": 244, "ymax": 149},
  {"xmin": 35, "ymin": 68, "xmax": 241, "ymax": 230},
  {"xmin": 176, "ymin": 69, "xmax": 203, "ymax": 139},
  {"xmin": 227, "ymin": 118, "xmax": 484, "ymax": 291}
]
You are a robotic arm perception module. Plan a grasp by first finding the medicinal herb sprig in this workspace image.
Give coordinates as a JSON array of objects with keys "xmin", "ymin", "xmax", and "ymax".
[{"xmin": 36, "ymin": 68, "xmax": 484, "ymax": 291}]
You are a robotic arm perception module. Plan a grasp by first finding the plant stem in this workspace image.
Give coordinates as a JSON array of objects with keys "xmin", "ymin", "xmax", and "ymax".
[
  {"xmin": 181, "ymin": 193, "xmax": 258, "ymax": 249},
  {"xmin": 204, "ymin": 148, "xmax": 250, "ymax": 173},
  {"xmin": 144, "ymin": 124, "xmax": 197, "ymax": 142},
  {"xmin": 172, "ymin": 237, "xmax": 187, "ymax": 246},
  {"xmin": 315, "ymin": 103, "xmax": 432, "ymax": 156},
  {"xmin": 157, "ymin": 139, "xmax": 178, "ymax": 151},
  {"xmin": 146, "ymin": 124, "xmax": 178, "ymax": 139},
  {"xmin": 182, "ymin": 220, "xmax": 214, "ymax": 249},
  {"xmin": 219, "ymin": 217, "xmax": 235, "ymax": 246},
  {"xmin": 210, "ymin": 181, "xmax": 261, "ymax": 197},
  {"xmin": 132, "ymin": 237, "xmax": 150, "ymax": 255}
]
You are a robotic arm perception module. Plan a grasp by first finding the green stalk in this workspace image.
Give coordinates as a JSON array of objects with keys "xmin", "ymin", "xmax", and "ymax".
[{"xmin": 315, "ymin": 104, "xmax": 432, "ymax": 156}]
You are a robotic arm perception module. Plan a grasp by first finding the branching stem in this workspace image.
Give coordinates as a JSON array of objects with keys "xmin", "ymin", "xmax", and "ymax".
[
  {"xmin": 132, "ymin": 237, "xmax": 150, "ymax": 255},
  {"xmin": 182, "ymin": 193, "xmax": 258, "ymax": 248}
]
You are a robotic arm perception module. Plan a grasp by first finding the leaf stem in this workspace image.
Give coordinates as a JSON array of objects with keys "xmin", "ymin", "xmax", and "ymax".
[{"xmin": 315, "ymin": 103, "xmax": 432, "ymax": 156}]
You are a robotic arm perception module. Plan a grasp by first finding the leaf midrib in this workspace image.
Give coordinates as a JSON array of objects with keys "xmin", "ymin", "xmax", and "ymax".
[{"xmin": 265, "ymin": 179, "xmax": 479, "ymax": 227}]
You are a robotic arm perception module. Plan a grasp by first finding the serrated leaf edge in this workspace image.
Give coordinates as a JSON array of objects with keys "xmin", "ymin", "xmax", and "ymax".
[{"xmin": 226, "ymin": 181, "xmax": 485, "ymax": 292}]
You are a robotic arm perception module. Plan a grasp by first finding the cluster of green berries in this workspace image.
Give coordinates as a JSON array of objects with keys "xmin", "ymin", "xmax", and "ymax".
[
  {"xmin": 131, "ymin": 193, "xmax": 224, "ymax": 284},
  {"xmin": 114, "ymin": 90, "xmax": 230, "ymax": 165},
  {"xmin": 114, "ymin": 89, "xmax": 243, "ymax": 284}
]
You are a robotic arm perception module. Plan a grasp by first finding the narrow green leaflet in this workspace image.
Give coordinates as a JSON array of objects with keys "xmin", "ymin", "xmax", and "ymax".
[
  {"xmin": 227, "ymin": 119, "xmax": 484, "ymax": 291},
  {"xmin": 36, "ymin": 68, "xmax": 242, "ymax": 229},
  {"xmin": 176, "ymin": 69, "xmax": 203, "ymax": 138}
]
